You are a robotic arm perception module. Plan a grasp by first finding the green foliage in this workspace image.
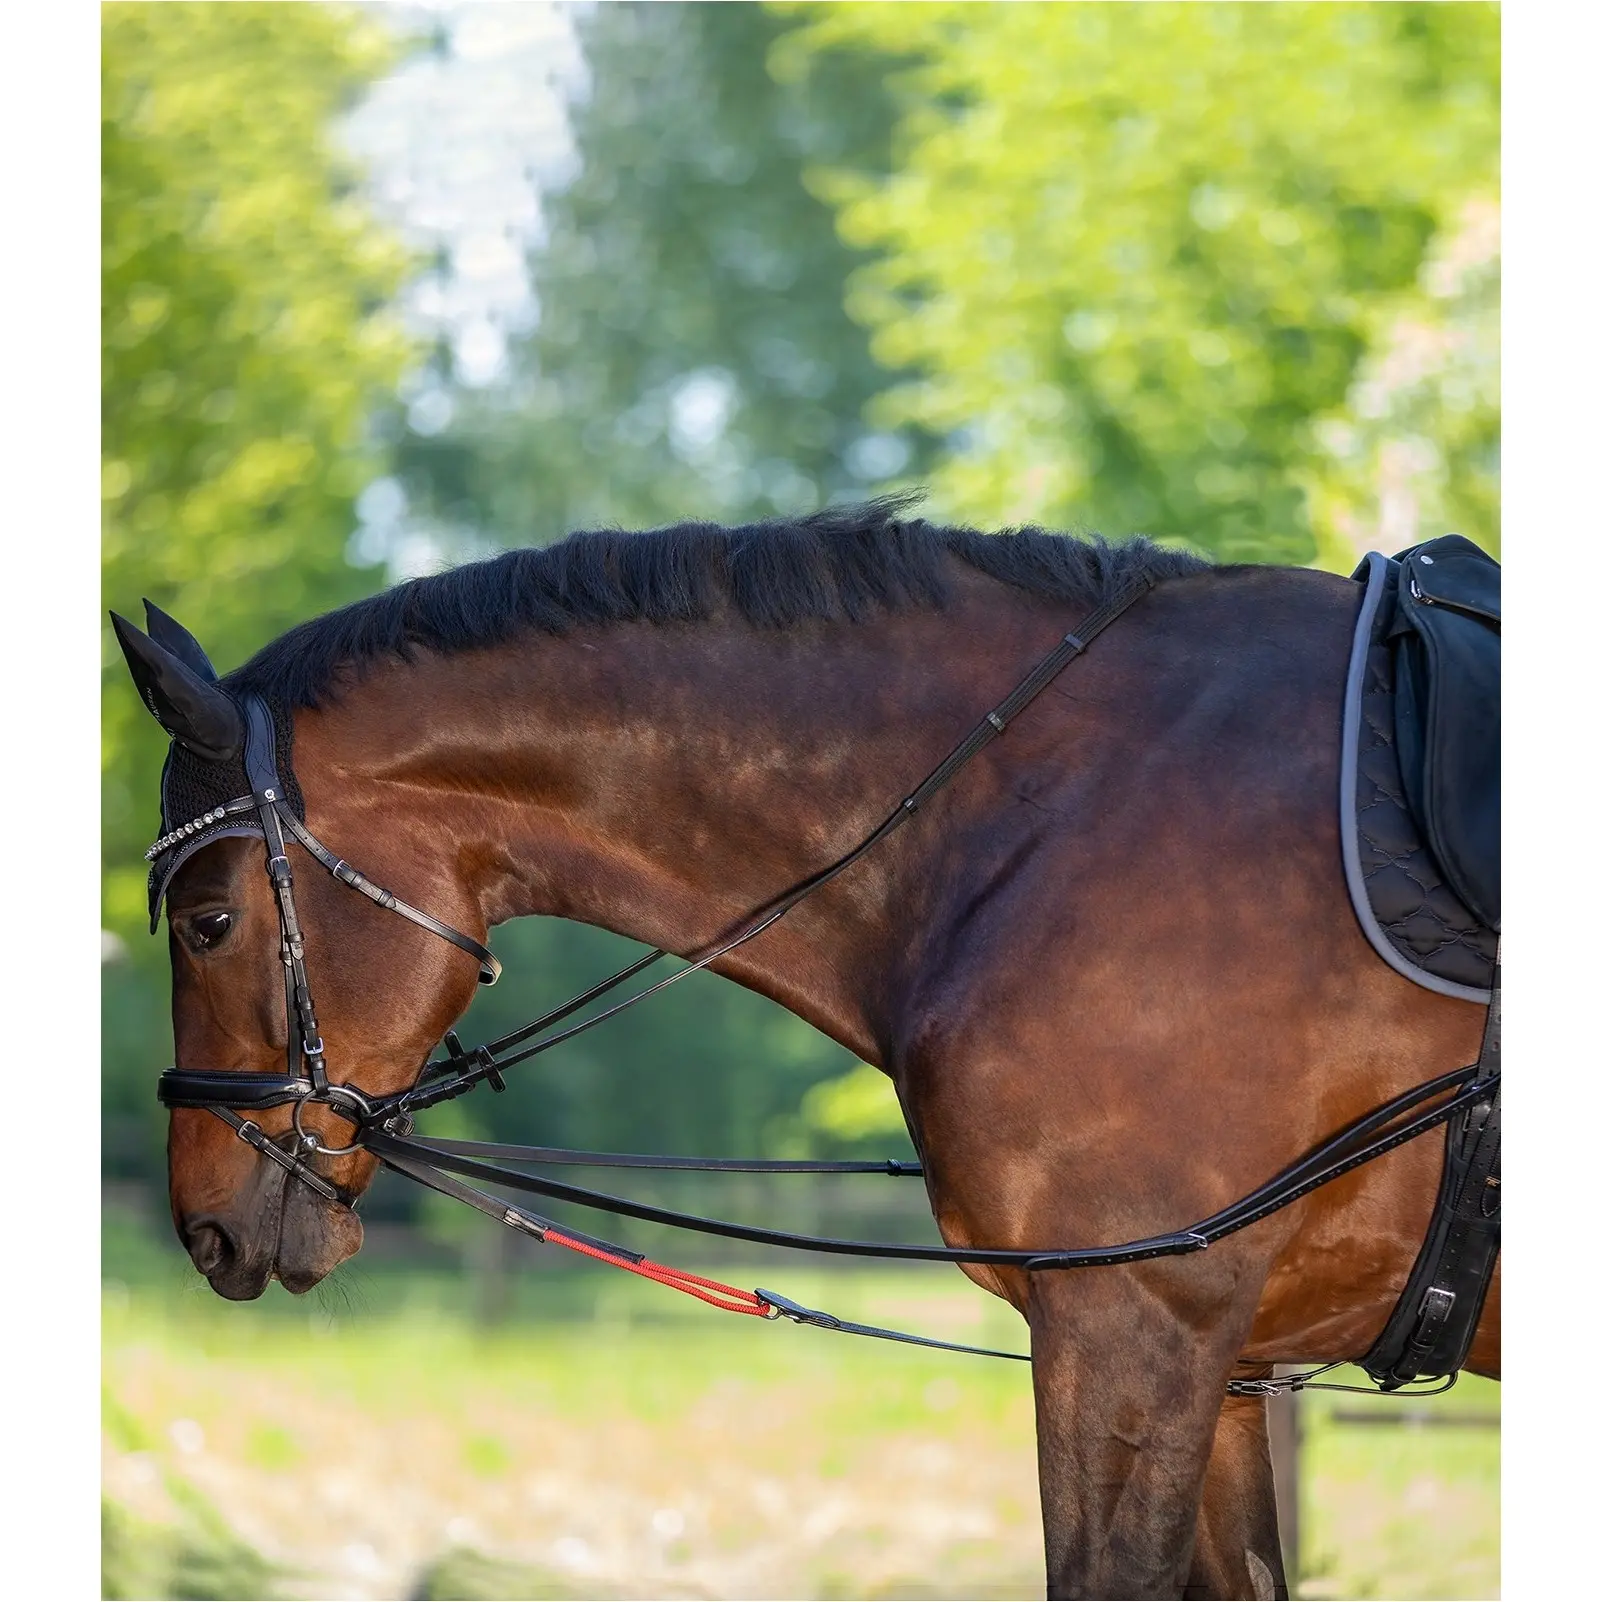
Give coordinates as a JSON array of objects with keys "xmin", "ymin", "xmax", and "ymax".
[
  {"xmin": 1306, "ymin": 197, "xmax": 1500, "ymax": 563},
  {"xmin": 100, "ymin": 3, "xmax": 915, "ymax": 1203},
  {"xmin": 429, "ymin": 918, "xmax": 874, "ymax": 1187},
  {"xmin": 102, "ymin": 1493, "xmax": 283, "ymax": 1601},
  {"xmin": 413, "ymin": 1548, "xmax": 612, "ymax": 1602},
  {"xmin": 105, "ymin": 1278, "xmax": 1498, "ymax": 1600},
  {"xmin": 244, "ymin": 1423, "xmax": 302, "ymax": 1472},
  {"xmin": 776, "ymin": 1, "xmax": 1499, "ymax": 564},
  {"xmin": 102, "ymin": 2, "xmax": 413, "ymax": 941},
  {"xmin": 102, "ymin": 941, "xmax": 174, "ymax": 1181},
  {"xmin": 103, "ymin": 1384, "xmax": 282, "ymax": 1595},
  {"xmin": 462, "ymin": 1433, "xmax": 513, "ymax": 1478},
  {"xmin": 380, "ymin": 4, "xmax": 924, "ymax": 1181},
  {"xmin": 797, "ymin": 1061, "xmax": 909, "ymax": 1148},
  {"xmin": 397, "ymin": 0, "xmax": 925, "ymax": 543},
  {"xmin": 102, "ymin": 3, "xmax": 1498, "ymax": 1216}
]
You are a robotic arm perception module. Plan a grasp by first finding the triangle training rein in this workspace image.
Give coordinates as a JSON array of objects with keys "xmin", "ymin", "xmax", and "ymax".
[{"xmin": 146, "ymin": 575, "xmax": 1496, "ymax": 1397}]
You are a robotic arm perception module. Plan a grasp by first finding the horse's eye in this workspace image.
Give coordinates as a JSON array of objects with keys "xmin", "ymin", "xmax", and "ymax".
[{"xmin": 181, "ymin": 910, "xmax": 235, "ymax": 953}]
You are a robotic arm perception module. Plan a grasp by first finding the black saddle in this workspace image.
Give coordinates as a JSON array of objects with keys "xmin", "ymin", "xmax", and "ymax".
[
  {"xmin": 1341, "ymin": 535, "xmax": 1499, "ymax": 1000},
  {"xmin": 1341, "ymin": 539, "xmax": 1501, "ymax": 1390}
]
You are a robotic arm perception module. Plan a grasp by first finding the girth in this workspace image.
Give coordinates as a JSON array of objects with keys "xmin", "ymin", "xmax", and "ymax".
[{"xmin": 1360, "ymin": 956, "xmax": 1501, "ymax": 1389}]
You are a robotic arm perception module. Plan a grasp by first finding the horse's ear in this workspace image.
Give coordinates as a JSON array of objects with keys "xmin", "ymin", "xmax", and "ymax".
[
  {"xmin": 110, "ymin": 612, "xmax": 245, "ymax": 763},
  {"xmin": 143, "ymin": 599, "xmax": 220, "ymax": 683}
]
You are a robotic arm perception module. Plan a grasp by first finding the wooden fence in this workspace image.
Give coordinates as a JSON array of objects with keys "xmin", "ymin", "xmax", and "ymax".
[{"xmin": 1266, "ymin": 1386, "xmax": 1500, "ymax": 1589}]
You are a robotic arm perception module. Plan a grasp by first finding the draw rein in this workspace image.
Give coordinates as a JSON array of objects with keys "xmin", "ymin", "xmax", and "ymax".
[{"xmin": 154, "ymin": 575, "xmax": 1497, "ymax": 1392}]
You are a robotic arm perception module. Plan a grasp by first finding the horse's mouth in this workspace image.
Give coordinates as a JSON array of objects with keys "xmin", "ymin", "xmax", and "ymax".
[
  {"xmin": 186, "ymin": 1176, "xmax": 364, "ymax": 1299},
  {"xmin": 193, "ymin": 1240, "xmax": 277, "ymax": 1301}
]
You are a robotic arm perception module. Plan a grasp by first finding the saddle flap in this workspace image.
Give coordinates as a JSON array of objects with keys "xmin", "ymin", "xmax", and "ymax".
[{"xmin": 1390, "ymin": 536, "xmax": 1500, "ymax": 930}]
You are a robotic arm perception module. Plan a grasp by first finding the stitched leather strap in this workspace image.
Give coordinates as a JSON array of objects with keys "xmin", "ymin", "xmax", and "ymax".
[
  {"xmin": 159, "ymin": 1070, "xmax": 315, "ymax": 1110},
  {"xmin": 208, "ymin": 1106, "xmax": 343, "ymax": 1204},
  {"xmin": 361, "ymin": 1066, "xmax": 1494, "ymax": 1269},
  {"xmin": 380, "ymin": 575, "xmax": 1158, "ymax": 1120},
  {"xmin": 275, "ymin": 806, "xmax": 500, "ymax": 984},
  {"xmin": 393, "ymin": 1136, "xmax": 923, "ymax": 1175}
]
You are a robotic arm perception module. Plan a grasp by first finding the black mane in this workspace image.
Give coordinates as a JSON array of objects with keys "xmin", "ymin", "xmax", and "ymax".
[{"xmin": 225, "ymin": 498, "xmax": 1208, "ymax": 710}]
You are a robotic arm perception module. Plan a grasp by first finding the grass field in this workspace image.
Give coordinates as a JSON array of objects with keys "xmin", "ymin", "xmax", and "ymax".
[{"xmin": 103, "ymin": 1206, "xmax": 1498, "ymax": 1600}]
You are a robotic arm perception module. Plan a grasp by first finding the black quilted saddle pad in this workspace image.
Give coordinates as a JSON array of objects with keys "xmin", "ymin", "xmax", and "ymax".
[{"xmin": 1341, "ymin": 543, "xmax": 1498, "ymax": 1001}]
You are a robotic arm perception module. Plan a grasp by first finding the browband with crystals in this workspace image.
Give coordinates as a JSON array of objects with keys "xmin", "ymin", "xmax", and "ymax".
[{"xmin": 146, "ymin": 796, "xmax": 255, "ymax": 861}]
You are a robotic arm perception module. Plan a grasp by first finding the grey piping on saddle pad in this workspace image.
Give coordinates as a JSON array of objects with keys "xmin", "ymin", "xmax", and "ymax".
[{"xmin": 1339, "ymin": 554, "xmax": 1493, "ymax": 1006}]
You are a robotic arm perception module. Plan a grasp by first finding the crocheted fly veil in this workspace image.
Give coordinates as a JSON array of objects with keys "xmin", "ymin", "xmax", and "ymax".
[{"xmin": 145, "ymin": 703, "xmax": 304, "ymax": 930}]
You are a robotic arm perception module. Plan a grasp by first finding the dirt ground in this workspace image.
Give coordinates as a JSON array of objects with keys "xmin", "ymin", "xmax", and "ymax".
[{"xmin": 102, "ymin": 1270, "xmax": 1498, "ymax": 1600}]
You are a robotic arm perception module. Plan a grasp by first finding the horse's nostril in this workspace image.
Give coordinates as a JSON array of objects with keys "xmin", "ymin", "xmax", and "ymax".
[{"xmin": 185, "ymin": 1220, "xmax": 234, "ymax": 1277}]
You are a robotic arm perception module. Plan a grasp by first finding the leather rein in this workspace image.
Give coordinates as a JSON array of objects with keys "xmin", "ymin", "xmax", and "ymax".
[{"xmin": 153, "ymin": 575, "xmax": 1498, "ymax": 1390}]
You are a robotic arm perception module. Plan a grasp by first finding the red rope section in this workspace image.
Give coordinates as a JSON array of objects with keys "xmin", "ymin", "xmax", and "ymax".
[{"xmin": 543, "ymin": 1227, "xmax": 774, "ymax": 1317}]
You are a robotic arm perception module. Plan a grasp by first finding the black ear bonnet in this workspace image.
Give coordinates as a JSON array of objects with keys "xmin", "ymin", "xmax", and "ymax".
[{"xmin": 145, "ymin": 700, "xmax": 304, "ymax": 931}]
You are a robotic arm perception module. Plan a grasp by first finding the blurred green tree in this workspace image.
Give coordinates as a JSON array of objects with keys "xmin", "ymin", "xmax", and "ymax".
[
  {"xmin": 1306, "ymin": 197, "xmax": 1500, "ymax": 562},
  {"xmin": 776, "ymin": 0, "xmax": 1499, "ymax": 565},
  {"xmin": 395, "ymin": 0, "xmax": 925, "ymax": 544},
  {"xmin": 103, "ymin": 1, "xmax": 412, "ymax": 940},
  {"xmin": 102, "ymin": 2, "xmax": 413, "ymax": 1175}
]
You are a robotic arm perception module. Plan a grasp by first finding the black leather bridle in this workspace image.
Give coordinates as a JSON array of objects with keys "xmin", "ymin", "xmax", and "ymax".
[
  {"xmin": 152, "ymin": 694, "xmax": 500, "ymax": 1201},
  {"xmin": 150, "ymin": 577, "xmax": 1498, "ymax": 1387}
]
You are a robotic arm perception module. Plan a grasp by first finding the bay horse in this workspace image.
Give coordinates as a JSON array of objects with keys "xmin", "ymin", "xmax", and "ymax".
[{"xmin": 113, "ymin": 503, "xmax": 1496, "ymax": 1599}]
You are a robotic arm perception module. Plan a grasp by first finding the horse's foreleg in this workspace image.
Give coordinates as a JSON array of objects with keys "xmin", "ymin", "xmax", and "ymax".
[
  {"xmin": 1028, "ymin": 1266, "xmax": 1260, "ymax": 1600},
  {"xmin": 1182, "ymin": 1394, "xmax": 1287, "ymax": 1600}
]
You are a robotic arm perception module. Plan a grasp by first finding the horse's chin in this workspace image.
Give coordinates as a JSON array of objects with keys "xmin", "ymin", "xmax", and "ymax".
[
  {"xmin": 272, "ymin": 1262, "xmax": 341, "ymax": 1296},
  {"xmin": 273, "ymin": 1185, "xmax": 365, "ymax": 1293}
]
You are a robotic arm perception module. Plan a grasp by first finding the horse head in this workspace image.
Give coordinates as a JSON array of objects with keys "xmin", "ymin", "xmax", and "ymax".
[{"xmin": 112, "ymin": 604, "xmax": 491, "ymax": 1298}]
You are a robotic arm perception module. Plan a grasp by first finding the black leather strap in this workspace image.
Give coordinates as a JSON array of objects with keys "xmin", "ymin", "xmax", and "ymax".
[
  {"xmin": 380, "ymin": 1147, "xmax": 1030, "ymax": 1362},
  {"xmin": 241, "ymin": 697, "xmax": 327, "ymax": 1093},
  {"xmin": 362, "ymin": 1065, "xmax": 1494, "ymax": 1270},
  {"xmin": 159, "ymin": 1070, "xmax": 314, "ymax": 1110},
  {"xmin": 754, "ymin": 1287, "xmax": 1029, "ymax": 1362},
  {"xmin": 159, "ymin": 694, "xmax": 498, "ymax": 1128},
  {"xmin": 393, "ymin": 1136, "xmax": 923, "ymax": 1175},
  {"xmin": 208, "ymin": 1106, "xmax": 343, "ymax": 1204},
  {"xmin": 275, "ymin": 806, "xmax": 500, "ymax": 984},
  {"xmin": 1360, "ymin": 960, "xmax": 1501, "ymax": 1388},
  {"xmin": 380, "ymin": 576, "xmax": 1158, "ymax": 1120}
]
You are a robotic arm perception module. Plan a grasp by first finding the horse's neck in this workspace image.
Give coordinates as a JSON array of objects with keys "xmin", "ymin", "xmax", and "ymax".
[{"xmin": 304, "ymin": 588, "xmax": 1072, "ymax": 1057}]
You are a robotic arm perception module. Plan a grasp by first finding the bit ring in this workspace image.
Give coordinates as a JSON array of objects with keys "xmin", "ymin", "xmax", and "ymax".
[{"xmin": 290, "ymin": 1082, "xmax": 372, "ymax": 1157}]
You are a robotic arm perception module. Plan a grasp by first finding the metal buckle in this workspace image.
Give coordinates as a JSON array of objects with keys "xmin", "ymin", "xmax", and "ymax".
[
  {"xmin": 1226, "ymin": 1376, "xmax": 1286, "ymax": 1398},
  {"xmin": 1419, "ymin": 1286, "xmax": 1456, "ymax": 1322},
  {"xmin": 753, "ymin": 1288, "xmax": 840, "ymax": 1329}
]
